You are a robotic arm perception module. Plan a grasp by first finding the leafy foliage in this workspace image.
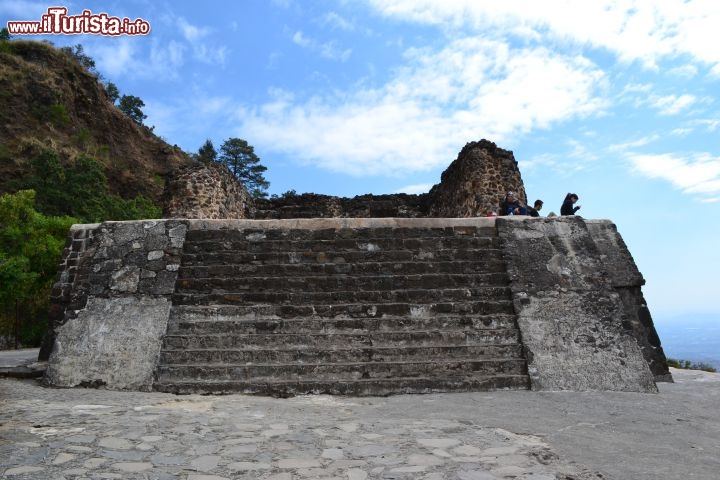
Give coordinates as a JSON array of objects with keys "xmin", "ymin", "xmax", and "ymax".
[
  {"xmin": 196, "ymin": 139, "xmax": 217, "ymax": 165},
  {"xmin": 118, "ymin": 95, "xmax": 147, "ymax": 125},
  {"xmin": 105, "ymin": 82, "xmax": 120, "ymax": 104},
  {"xmin": 0, "ymin": 27, "xmax": 10, "ymax": 41},
  {"xmin": 218, "ymin": 138, "xmax": 270, "ymax": 198},
  {"xmin": 22, "ymin": 149, "xmax": 161, "ymax": 222},
  {"xmin": 666, "ymin": 358, "xmax": 717, "ymax": 373},
  {"xmin": 59, "ymin": 43, "xmax": 97, "ymax": 75},
  {"xmin": 0, "ymin": 190, "xmax": 75, "ymax": 347}
]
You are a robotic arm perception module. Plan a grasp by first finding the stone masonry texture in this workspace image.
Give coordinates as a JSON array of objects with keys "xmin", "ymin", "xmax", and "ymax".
[
  {"xmin": 44, "ymin": 217, "xmax": 670, "ymax": 394},
  {"xmin": 496, "ymin": 216, "xmax": 659, "ymax": 392},
  {"xmin": 163, "ymin": 162, "xmax": 255, "ymax": 219},
  {"xmin": 43, "ymin": 220, "xmax": 189, "ymax": 390},
  {"xmin": 161, "ymin": 139, "xmax": 529, "ymax": 220}
]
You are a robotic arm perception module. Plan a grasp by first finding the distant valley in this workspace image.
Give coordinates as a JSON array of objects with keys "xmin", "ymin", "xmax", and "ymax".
[{"xmin": 654, "ymin": 314, "xmax": 720, "ymax": 371}]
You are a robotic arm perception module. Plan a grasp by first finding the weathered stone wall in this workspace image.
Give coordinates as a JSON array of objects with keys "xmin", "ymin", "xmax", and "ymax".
[
  {"xmin": 585, "ymin": 220, "xmax": 672, "ymax": 382},
  {"xmin": 163, "ymin": 162, "xmax": 254, "ymax": 219},
  {"xmin": 496, "ymin": 216, "xmax": 660, "ymax": 392},
  {"xmin": 39, "ymin": 223, "xmax": 99, "ymax": 360},
  {"xmin": 44, "ymin": 216, "xmax": 668, "ymax": 393},
  {"xmin": 254, "ymin": 193, "xmax": 429, "ymax": 219},
  {"xmin": 44, "ymin": 220, "xmax": 188, "ymax": 390},
  {"xmin": 428, "ymin": 140, "xmax": 527, "ymax": 217},
  {"xmin": 162, "ymin": 140, "xmax": 527, "ymax": 220}
]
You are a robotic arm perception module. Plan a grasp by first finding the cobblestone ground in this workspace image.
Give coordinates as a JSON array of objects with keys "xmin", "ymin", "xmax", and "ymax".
[{"xmin": 0, "ymin": 379, "xmax": 603, "ymax": 480}]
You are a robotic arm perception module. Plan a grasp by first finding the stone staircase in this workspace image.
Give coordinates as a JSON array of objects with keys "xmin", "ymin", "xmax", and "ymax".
[{"xmin": 153, "ymin": 223, "xmax": 530, "ymax": 396}]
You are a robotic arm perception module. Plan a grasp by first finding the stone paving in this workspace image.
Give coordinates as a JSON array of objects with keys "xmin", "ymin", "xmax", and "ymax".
[{"xmin": 1, "ymin": 378, "xmax": 602, "ymax": 480}]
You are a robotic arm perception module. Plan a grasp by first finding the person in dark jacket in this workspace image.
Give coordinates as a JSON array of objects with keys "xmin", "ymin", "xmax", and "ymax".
[
  {"xmin": 527, "ymin": 199, "xmax": 544, "ymax": 217},
  {"xmin": 499, "ymin": 191, "xmax": 527, "ymax": 216},
  {"xmin": 561, "ymin": 193, "xmax": 581, "ymax": 215}
]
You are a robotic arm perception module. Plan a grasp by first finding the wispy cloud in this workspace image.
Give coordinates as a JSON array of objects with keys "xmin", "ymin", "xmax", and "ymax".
[
  {"xmin": 629, "ymin": 152, "xmax": 720, "ymax": 196},
  {"xmin": 608, "ymin": 135, "xmax": 660, "ymax": 152},
  {"xmin": 650, "ymin": 94, "xmax": 697, "ymax": 115},
  {"xmin": 322, "ymin": 12, "xmax": 355, "ymax": 31},
  {"xmin": 292, "ymin": 31, "xmax": 351, "ymax": 61},
  {"xmin": 177, "ymin": 17, "xmax": 210, "ymax": 42},
  {"xmin": 367, "ymin": 1, "xmax": 720, "ymax": 69},
  {"xmin": 239, "ymin": 38, "xmax": 605, "ymax": 176},
  {"xmin": 395, "ymin": 183, "xmax": 434, "ymax": 194},
  {"xmin": 145, "ymin": 90, "xmax": 235, "ymax": 147}
]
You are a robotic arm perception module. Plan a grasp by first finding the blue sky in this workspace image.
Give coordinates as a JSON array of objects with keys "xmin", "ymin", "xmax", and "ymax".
[{"xmin": 3, "ymin": 0, "xmax": 720, "ymax": 324}]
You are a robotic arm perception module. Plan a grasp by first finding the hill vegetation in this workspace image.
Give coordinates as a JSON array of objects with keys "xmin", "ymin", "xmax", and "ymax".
[{"xmin": 0, "ymin": 36, "xmax": 192, "ymax": 347}]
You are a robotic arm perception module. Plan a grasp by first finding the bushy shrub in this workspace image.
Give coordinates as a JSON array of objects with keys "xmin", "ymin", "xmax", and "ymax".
[
  {"xmin": 0, "ymin": 190, "xmax": 75, "ymax": 346},
  {"xmin": 666, "ymin": 358, "xmax": 717, "ymax": 373}
]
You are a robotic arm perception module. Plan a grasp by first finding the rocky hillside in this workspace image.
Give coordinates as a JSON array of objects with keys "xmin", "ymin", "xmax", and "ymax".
[{"xmin": 0, "ymin": 39, "xmax": 191, "ymax": 205}]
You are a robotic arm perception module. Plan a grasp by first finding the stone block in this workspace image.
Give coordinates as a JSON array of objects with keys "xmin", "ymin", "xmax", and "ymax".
[{"xmin": 45, "ymin": 296, "xmax": 171, "ymax": 390}]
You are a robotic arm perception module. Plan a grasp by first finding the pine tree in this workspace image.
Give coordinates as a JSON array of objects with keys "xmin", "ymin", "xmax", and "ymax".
[
  {"xmin": 118, "ymin": 95, "xmax": 147, "ymax": 125},
  {"xmin": 196, "ymin": 139, "xmax": 217, "ymax": 165},
  {"xmin": 218, "ymin": 138, "xmax": 269, "ymax": 198}
]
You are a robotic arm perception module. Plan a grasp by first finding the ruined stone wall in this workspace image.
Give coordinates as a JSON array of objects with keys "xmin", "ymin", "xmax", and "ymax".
[
  {"xmin": 254, "ymin": 193, "xmax": 429, "ymax": 219},
  {"xmin": 427, "ymin": 140, "xmax": 527, "ymax": 217},
  {"xmin": 497, "ymin": 216, "xmax": 660, "ymax": 392},
  {"xmin": 43, "ymin": 220, "xmax": 188, "ymax": 390},
  {"xmin": 44, "ymin": 216, "xmax": 669, "ymax": 393},
  {"xmin": 161, "ymin": 140, "xmax": 527, "ymax": 220},
  {"xmin": 585, "ymin": 220, "xmax": 672, "ymax": 382},
  {"xmin": 163, "ymin": 162, "xmax": 254, "ymax": 219}
]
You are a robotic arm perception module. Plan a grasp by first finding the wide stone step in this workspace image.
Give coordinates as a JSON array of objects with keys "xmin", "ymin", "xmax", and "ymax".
[
  {"xmin": 155, "ymin": 358, "xmax": 527, "ymax": 382},
  {"xmin": 186, "ymin": 226, "xmax": 498, "ymax": 243},
  {"xmin": 183, "ymin": 236, "xmax": 501, "ymax": 253},
  {"xmin": 172, "ymin": 287, "xmax": 511, "ymax": 306},
  {"xmin": 161, "ymin": 329, "xmax": 520, "ymax": 349},
  {"xmin": 176, "ymin": 260, "xmax": 508, "ymax": 278},
  {"xmin": 159, "ymin": 343, "xmax": 525, "ymax": 364},
  {"xmin": 167, "ymin": 300, "xmax": 515, "ymax": 318},
  {"xmin": 166, "ymin": 313, "xmax": 519, "ymax": 334},
  {"xmin": 180, "ymin": 248, "xmax": 503, "ymax": 266},
  {"xmin": 152, "ymin": 374, "xmax": 530, "ymax": 396},
  {"xmin": 175, "ymin": 273, "xmax": 510, "ymax": 293}
]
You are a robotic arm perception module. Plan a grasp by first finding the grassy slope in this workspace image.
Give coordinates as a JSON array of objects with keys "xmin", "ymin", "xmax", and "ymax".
[{"xmin": 0, "ymin": 40, "xmax": 191, "ymax": 204}]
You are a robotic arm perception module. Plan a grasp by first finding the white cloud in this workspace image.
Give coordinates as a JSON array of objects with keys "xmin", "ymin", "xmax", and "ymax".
[
  {"xmin": 608, "ymin": 135, "xmax": 660, "ymax": 152},
  {"xmin": 695, "ymin": 119, "xmax": 720, "ymax": 132},
  {"xmin": 92, "ymin": 38, "xmax": 138, "ymax": 78},
  {"xmin": 669, "ymin": 65, "xmax": 699, "ymax": 78},
  {"xmin": 367, "ymin": 0, "xmax": 720, "ymax": 68},
  {"xmin": 323, "ymin": 12, "xmax": 354, "ymax": 31},
  {"xmin": 629, "ymin": 152, "xmax": 720, "ymax": 196},
  {"xmin": 292, "ymin": 30, "xmax": 351, "ymax": 61},
  {"xmin": 148, "ymin": 39, "xmax": 186, "ymax": 77},
  {"xmin": 671, "ymin": 128, "xmax": 692, "ymax": 137},
  {"xmin": 395, "ymin": 183, "xmax": 434, "ymax": 194},
  {"xmin": 650, "ymin": 94, "xmax": 697, "ymax": 115},
  {"xmin": 177, "ymin": 18, "xmax": 209, "ymax": 42},
  {"xmin": 145, "ymin": 91, "xmax": 235, "ymax": 149},
  {"xmin": 292, "ymin": 31, "xmax": 311, "ymax": 48},
  {"xmin": 238, "ymin": 38, "xmax": 605, "ymax": 176}
]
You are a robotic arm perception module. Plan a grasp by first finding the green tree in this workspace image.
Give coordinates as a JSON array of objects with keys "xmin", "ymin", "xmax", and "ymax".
[
  {"xmin": 0, "ymin": 190, "xmax": 76, "ymax": 347},
  {"xmin": 105, "ymin": 82, "xmax": 120, "ymax": 104},
  {"xmin": 118, "ymin": 94, "xmax": 147, "ymax": 125},
  {"xmin": 60, "ymin": 43, "xmax": 97, "ymax": 74},
  {"xmin": 0, "ymin": 27, "xmax": 11, "ymax": 41},
  {"xmin": 23, "ymin": 149, "xmax": 160, "ymax": 222},
  {"xmin": 218, "ymin": 138, "xmax": 270, "ymax": 198},
  {"xmin": 196, "ymin": 139, "xmax": 217, "ymax": 165}
]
